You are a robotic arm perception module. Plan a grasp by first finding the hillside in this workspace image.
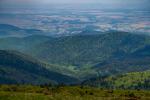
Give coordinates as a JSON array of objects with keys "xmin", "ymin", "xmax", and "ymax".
[
  {"xmin": 82, "ymin": 70, "xmax": 150, "ymax": 89},
  {"xmin": 0, "ymin": 50, "xmax": 78, "ymax": 84},
  {"xmin": 93, "ymin": 47, "xmax": 150, "ymax": 76},
  {"xmin": 0, "ymin": 31, "xmax": 150, "ymax": 79},
  {"xmin": 1, "ymin": 30, "xmax": 150, "ymax": 66},
  {"xmin": 0, "ymin": 24, "xmax": 45, "ymax": 37}
]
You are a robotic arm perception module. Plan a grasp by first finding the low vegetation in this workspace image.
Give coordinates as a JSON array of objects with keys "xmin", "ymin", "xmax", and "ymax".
[
  {"xmin": 83, "ymin": 70, "xmax": 150, "ymax": 90},
  {"xmin": 0, "ymin": 85, "xmax": 150, "ymax": 100}
]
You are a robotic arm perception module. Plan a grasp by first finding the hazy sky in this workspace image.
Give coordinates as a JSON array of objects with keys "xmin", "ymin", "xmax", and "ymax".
[
  {"xmin": 0, "ymin": 0, "xmax": 149, "ymax": 9},
  {"xmin": 0, "ymin": 0, "xmax": 149, "ymax": 4}
]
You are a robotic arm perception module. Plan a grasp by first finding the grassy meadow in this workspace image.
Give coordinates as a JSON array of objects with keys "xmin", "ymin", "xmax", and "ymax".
[{"xmin": 0, "ymin": 85, "xmax": 150, "ymax": 100}]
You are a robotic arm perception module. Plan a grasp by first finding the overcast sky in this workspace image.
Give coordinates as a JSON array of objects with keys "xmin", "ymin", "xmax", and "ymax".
[
  {"xmin": 0, "ymin": 0, "xmax": 149, "ymax": 4},
  {"xmin": 0, "ymin": 0, "xmax": 149, "ymax": 9}
]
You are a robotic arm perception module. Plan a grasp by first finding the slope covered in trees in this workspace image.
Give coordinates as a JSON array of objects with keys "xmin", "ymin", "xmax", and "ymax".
[
  {"xmin": 82, "ymin": 70, "xmax": 150, "ymax": 89},
  {"xmin": 0, "ymin": 50, "xmax": 78, "ymax": 84},
  {"xmin": 0, "ymin": 31, "xmax": 150, "ymax": 79}
]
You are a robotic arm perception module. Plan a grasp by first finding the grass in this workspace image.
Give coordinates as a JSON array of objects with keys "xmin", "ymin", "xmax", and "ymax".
[
  {"xmin": 0, "ymin": 85, "xmax": 150, "ymax": 100},
  {"xmin": 107, "ymin": 70, "xmax": 150, "ymax": 89}
]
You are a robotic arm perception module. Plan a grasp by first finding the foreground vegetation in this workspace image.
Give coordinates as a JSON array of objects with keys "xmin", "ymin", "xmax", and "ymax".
[
  {"xmin": 83, "ymin": 70, "xmax": 150, "ymax": 90},
  {"xmin": 0, "ymin": 85, "xmax": 150, "ymax": 100}
]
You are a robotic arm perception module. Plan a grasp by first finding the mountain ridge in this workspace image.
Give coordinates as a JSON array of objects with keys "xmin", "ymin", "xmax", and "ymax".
[{"xmin": 0, "ymin": 30, "xmax": 150, "ymax": 79}]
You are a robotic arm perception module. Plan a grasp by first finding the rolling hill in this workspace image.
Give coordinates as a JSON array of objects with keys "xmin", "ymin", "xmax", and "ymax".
[
  {"xmin": 92, "ymin": 45, "xmax": 150, "ymax": 76},
  {"xmin": 0, "ymin": 50, "xmax": 78, "ymax": 85},
  {"xmin": 32, "ymin": 31, "xmax": 150, "ymax": 66},
  {"xmin": 0, "ymin": 24, "xmax": 46, "ymax": 37},
  {"xmin": 82, "ymin": 70, "xmax": 150, "ymax": 89},
  {"xmin": 0, "ymin": 30, "xmax": 150, "ymax": 79}
]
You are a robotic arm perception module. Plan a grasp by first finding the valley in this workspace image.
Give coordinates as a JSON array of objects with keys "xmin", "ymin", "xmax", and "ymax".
[{"xmin": 0, "ymin": 26, "xmax": 150, "ymax": 80}]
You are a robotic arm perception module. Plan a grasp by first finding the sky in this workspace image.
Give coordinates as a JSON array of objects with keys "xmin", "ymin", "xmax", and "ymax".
[
  {"xmin": 0, "ymin": 0, "xmax": 149, "ymax": 4},
  {"xmin": 0, "ymin": 0, "xmax": 149, "ymax": 9}
]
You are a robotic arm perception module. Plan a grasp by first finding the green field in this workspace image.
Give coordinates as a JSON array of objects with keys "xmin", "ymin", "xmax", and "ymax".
[{"xmin": 0, "ymin": 85, "xmax": 150, "ymax": 100}]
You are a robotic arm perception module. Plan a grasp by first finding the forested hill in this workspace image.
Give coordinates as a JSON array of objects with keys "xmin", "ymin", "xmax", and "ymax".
[
  {"xmin": 82, "ymin": 70, "xmax": 150, "ymax": 90},
  {"xmin": 0, "ymin": 50, "xmax": 78, "ymax": 85},
  {"xmin": 0, "ymin": 31, "xmax": 150, "ymax": 79}
]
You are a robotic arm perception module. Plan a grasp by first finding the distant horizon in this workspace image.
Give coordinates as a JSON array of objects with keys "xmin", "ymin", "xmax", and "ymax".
[
  {"xmin": 0, "ymin": 0, "xmax": 150, "ymax": 10},
  {"xmin": 0, "ymin": 0, "xmax": 149, "ymax": 35}
]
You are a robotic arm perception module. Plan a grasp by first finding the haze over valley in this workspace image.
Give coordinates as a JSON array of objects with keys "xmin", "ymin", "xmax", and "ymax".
[{"xmin": 0, "ymin": 8, "xmax": 150, "ymax": 36}]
